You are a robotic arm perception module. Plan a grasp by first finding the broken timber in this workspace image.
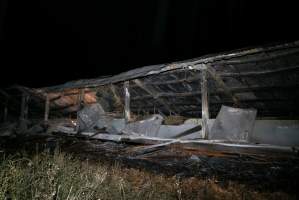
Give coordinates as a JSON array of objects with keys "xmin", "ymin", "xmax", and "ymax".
[
  {"xmin": 44, "ymin": 93, "xmax": 50, "ymax": 123},
  {"xmin": 124, "ymin": 81, "xmax": 131, "ymax": 123},
  {"xmin": 201, "ymin": 69, "xmax": 209, "ymax": 139},
  {"xmin": 205, "ymin": 64, "xmax": 241, "ymax": 106},
  {"xmin": 77, "ymin": 89, "xmax": 85, "ymax": 105},
  {"xmin": 20, "ymin": 92, "xmax": 29, "ymax": 120},
  {"xmin": 133, "ymin": 79, "xmax": 177, "ymax": 115},
  {"xmin": 70, "ymin": 132, "xmax": 296, "ymax": 156},
  {"xmin": 110, "ymin": 84, "xmax": 123, "ymax": 107}
]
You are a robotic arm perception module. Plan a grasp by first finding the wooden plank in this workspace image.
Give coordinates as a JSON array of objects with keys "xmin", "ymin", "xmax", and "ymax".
[
  {"xmin": 201, "ymin": 69, "xmax": 209, "ymax": 139},
  {"xmin": 124, "ymin": 81, "xmax": 131, "ymax": 123}
]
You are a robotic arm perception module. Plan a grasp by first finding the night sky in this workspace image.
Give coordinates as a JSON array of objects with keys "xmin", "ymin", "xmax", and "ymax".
[{"xmin": 0, "ymin": 0, "xmax": 298, "ymax": 88}]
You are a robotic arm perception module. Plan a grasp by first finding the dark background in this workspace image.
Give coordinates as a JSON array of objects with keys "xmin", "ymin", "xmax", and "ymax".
[{"xmin": 0, "ymin": 0, "xmax": 298, "ymax": 88}]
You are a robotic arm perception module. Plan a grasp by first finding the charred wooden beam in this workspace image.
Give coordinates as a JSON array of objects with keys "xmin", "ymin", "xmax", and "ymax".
[
  {"xmin": 128, "ymin": 65, "xmax": 299, "ymax": 88},
  {"xmin": 132, "ymin": 92, "xmax": 201, "ymax": 100},
  {"xmin": 110, "ymin": 84, "xmax": 123, "ymax": 106},
  {"xmin": 132, "ymin": 83, "xmax": 299, "ymax": 101},
  {"xmin": 124, "ymin": 81, "xmax": 131, "ymax": 123},
  {"xmin": 216, "ymin": 48, "xmax": 299, "ymax": 65},
  {"xmin": 220, "ymin": 65, "xmax": 299, "ymax": 77},
  {"xmin": 131, "ymin": 98, "xmax": 296, "ymax": 109},
  {"xmin": 44, "ymin": 93, "xmax": 50, "ymax": 123},
  {"xmin": 77, "ymin": 89, "xmax": 85, "ymax": 105},
  {"xmin": 137, "ymin": 76, "xmax": 200, "ymax": 86},
  {"xmin": 204, "ymin": 64, "xmax": 240, "ymax": 106},
  {"xmin": 201, "ymin": 69, "xmax": 209, "ymax": 139},
  {"xmin": 13, "ymin": 86, "xmax": 44, "ymax": 104},
  {"xmin": 49, "ymin": 90, "xmax": 94, "ymax": 102},
  {"xmin": 133, "ymin": 79, "xmax": 177, "ymax": 115},
  {"xmin": 189, "ymin": 41, "xmax": 299, "ymax": 66},
  {"xmin": 49, "ymin": 95, "xmax": 62, "ymax": 102},
  {"xmin": 75, "ymin": 89, "xmax": 85, "ymax": 131},
  {"xmin": 20, "ymin": 92, "xmax": 29, "ymax": 120}
]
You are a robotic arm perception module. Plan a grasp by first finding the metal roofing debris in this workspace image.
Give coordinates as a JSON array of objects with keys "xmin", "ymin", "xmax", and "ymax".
[{"xmin": 1, "ymin": 40, "xmax": 299, "ymax": 118}]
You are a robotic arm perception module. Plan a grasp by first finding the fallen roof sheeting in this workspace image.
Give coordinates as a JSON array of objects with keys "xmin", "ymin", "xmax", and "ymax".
[{"xmin": 41, "ymin": 40, "xmax": 299, "ymax": 91}]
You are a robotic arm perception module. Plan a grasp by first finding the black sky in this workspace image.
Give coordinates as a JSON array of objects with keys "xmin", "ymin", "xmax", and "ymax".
[{"xmin": 0, "ymin": 0, "xmax": 298, "ymax": 88}]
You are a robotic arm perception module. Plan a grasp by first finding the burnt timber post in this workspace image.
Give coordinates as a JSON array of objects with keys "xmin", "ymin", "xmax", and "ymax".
[
  {"xmin": 124, "ymin": 81, "xmax": 131, "ymax": 123},
  {"xmin": 20, "ymin": 92, "xmax": 29, "ymax": 120},
  {"xmin": 201, "ymin": 68, "xmax": 209, "ymax": 139},
  {"xmin": 44, "ymin": 93, "xmax": 50, "ymax": 123},
  {"xmin": 78, "ymin": 89, "xmax": 85, "ymax": 105},
  {"xmin": 76, "ymin": 89, "xmax": 85, "ymax": 132}
]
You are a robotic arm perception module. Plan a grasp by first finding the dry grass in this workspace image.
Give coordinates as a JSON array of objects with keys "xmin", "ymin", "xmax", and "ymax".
[
  {"xmin": 0, "ymin": 150, "xmax": 295, "ymax": 200},
  {"xmin": 163, "ymin": 115, "xmax": 187, "ymax": 125}
]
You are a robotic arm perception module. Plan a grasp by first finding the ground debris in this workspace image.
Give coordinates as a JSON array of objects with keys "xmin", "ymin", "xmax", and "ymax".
[{"xmin": 1, "ymin": 135, "xmax": 297, "ymax": 194}]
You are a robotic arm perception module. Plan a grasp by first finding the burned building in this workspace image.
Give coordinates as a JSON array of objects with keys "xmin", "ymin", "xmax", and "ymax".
[
  {"xmin": 2, "ymin": 40, "xmax": 299, "ymax": 145},
  {"xmin": 1, "ymin": 41, "xmax": 299, "ymax": 177}
]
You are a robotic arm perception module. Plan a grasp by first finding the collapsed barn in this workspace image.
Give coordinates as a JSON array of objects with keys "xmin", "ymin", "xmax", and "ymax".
[{"xmin": 1, "ymin": 41, "xmax": 299, "ymax": 189}]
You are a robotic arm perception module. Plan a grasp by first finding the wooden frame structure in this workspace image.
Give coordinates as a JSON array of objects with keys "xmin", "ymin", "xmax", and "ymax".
[{"xmin": 1, "ymin": 40, "xmax": 299, "ymax": 128}]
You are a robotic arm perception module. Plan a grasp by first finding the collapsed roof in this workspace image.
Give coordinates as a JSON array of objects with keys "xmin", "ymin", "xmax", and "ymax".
[{"xmin": 2, "ymin": 40, "xmax": 299, "ymax": 119}]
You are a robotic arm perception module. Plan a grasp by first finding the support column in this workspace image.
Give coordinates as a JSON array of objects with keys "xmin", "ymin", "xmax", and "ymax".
[
  {"xmin": 78, "ymin": 89, "xmax": 85, "ymax": 106},
  {"xmin": 201, "ymin": 69, "xmax": 209, "ymax": 139},
  {"xmin": 44, "ymin": 93, "xmax": 50, "ymax": 123},
  {"xmin": 76, "ymin": 89, "xmax": 85, "ymax": 133},
  {"xmin": 124, "ymin": 81, "xmax": 131, "ymax": 123},
  {"xmin": 20, "ymin": 92, "xmax": 29, "ymax": 120}
]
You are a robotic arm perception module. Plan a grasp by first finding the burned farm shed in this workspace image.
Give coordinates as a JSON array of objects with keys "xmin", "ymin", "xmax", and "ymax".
[{"xmin": 1, "ymin": 40, "xmax": 299, "ymax": 149}]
